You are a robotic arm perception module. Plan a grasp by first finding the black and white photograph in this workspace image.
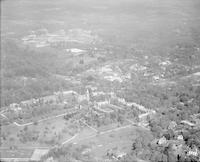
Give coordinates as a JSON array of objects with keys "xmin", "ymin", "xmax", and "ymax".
[{"xmin": 1, "ymin": 0, "xmax": 200, "ymax": 161}]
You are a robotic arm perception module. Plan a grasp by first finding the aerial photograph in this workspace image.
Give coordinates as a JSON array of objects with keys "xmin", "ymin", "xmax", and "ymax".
[{"xmin": 0, "ymin": 0, "xmax": 200, "ymax": 161}]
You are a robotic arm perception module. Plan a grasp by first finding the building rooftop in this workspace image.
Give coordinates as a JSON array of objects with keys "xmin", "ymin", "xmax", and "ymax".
[{"xmin": 30, "ymin": 149, "xmax": 49, "ymax": 161}]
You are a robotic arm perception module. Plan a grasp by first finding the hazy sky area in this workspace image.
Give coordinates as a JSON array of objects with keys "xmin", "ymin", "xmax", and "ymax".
[{"xmin": 2, "ymin": 0, "xmax": 200, "ymax": 49}]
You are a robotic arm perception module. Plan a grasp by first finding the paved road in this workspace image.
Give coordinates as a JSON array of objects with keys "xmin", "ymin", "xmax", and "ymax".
[
  {"xmin": 0, "ymin": 158, "xmax": 31, "ymax": 161},
  {"xmin": 0, "ymin": 146, "xmax": 50, "ymax": 150}
]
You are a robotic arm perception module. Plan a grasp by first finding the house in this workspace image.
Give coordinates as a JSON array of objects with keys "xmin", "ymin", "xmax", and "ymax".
[
  {"xmin": 117, "ymin": 98, "xmax": 126, "ymax": 105},
  {"xmin": 93, "ymin": 104, "xmax": 114, "ymax": 114},
  {"xmin": 78, "ymin": 90, "xmax": 90, "ymax": 102},
  {"xmin": 109, "ymin": 92, "xmax": 117, "ymax": 98},
  {"xmin": 92, "ymin": 110, "xmax": 104, "ymax": 117},
  {"xmin": 21, "ymin": 100, "xmax": 32, "ymax": 107},
  {"xmin": 92, "ymin": 91, "xmax": 106, "ymax": 96},
  {"xmin": 99, "ymin": 65, "xmax": 113, "ymax": 74},
  {"xmin": 81, "ymin": 148, "xmax": 92, "ymax": 155},
  {"xmin": 66, "ymin": 48, "xmax": 86, "ymax": 56},
  {"xmin": 9, "ymin": 103, "xmax": 19, "ymax": 109},
  {"xmin": 99, "ymin": 100, "xmax": 110, "ymax": 106},
  {"xmin": 158, "ymin": 136, "xmax": 167, "ymax": 145},
  {"xmin": 177, "ymin": 135, "xmax": 184, "ymax": 141},
  {"xmin": 168, "ymin": 121, "xmax": 177, "ymax": 130},
  {"xmin": 116, "ymin": 152, "xmax": 126, "ymax": 159},
  {"xmin": 159, "ymin": 60, "xmax": 171, "ymax": 66},
  {"xmin": 9, "ymin": 103, "xmax": 22, "ymax": 112},
  {"xmin": 44, "ymin": 157, "xmax": 54, "ymax": 162},
  {"xmin": 85, "ymin": 85, "xmax": 97, "ymax": 91},
  {"xmin": 106, "ymin": 149, "xmax": 126, "ymax": 160},
  {"xmin": 187, "ymin": 145, "xmax": 199, "ymax": 158},
  {"xmin": 98, "ymin": 66, "xmax": 123, "ymax": 82},
  {"xmin": 180, "ymin": 120, "xmax": 196, "ymax": 127},
  {"xmin": 153, "ymin": 75, "xmax": 160, "ymax": 81},
  {"xmin": 104, "ymin": 75, "xmax": 123, "ymax": 82},
  {"xmin": 63, "ymin": 90, "xmax": 78, "ymax": 95}
]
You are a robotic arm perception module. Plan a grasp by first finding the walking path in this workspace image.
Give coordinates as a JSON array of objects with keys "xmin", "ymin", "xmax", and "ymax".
[
  {"xmin": 0, "ymin": 146, "xmax": 50, "ymax": 150},
  {"xmin": 62, "ymin": 134, "xmax": 79, "ymax": 145},
  {"xmin": 12, "ymin": 108, "xmax": 78, "ymax": 127},
  {"xmin": 126, "ymin": 119, "xmax": 137, "ymax": 125},
  {"xmin": 0, "ymin": 158, "xmax": 30, "ymax": 161},
  {"xmin": 79, "ymin": 120, "xmax": 98, "ymax": 132},
  {"xmin": 64, "ymin": 124, "xmax": 133, "ymax": 145},
  {"xmin": 1, "ymin": 113, "xmax": 8, "ymax": 119}
]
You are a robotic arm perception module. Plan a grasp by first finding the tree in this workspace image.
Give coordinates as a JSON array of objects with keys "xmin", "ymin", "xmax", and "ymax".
[
  {"xmin": 149, "ymin": 120, "xmax": 162, "ymax": 137},
  {"xmin": 117, "ymin": 114, "xmax": 124, "ymax": 125},
  {"xmin": 79, "ymin": 59, "xmax": 84, "ymax": 64},
  {"xmin": 110, "ymin": 113, "xmax": 117, "ymax": 122},
  {"xmin": 24, "ymin": 126, "xmax": 28, "ymax": 131}
]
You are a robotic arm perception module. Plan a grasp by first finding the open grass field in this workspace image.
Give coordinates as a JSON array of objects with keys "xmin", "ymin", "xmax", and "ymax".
[
  {"xmin": 1, "ymin": 116, "xmax": 77, "ymax": 148},
  {"xmin": 72, "ymin": 126, "xmax": 149, "ymax": 158}
]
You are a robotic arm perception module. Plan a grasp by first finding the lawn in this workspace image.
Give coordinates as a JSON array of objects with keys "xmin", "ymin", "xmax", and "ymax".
[{"xmin": 74, "ymin": 126, "xmax": 139, "ymax": 158}]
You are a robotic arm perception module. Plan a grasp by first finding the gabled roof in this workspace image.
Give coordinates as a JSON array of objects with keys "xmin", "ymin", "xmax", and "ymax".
[
  {"xmin": 181, "ymin": 120, "xmax": 195, "ymax": 127},
  {"xmin": 30, "ymin": 149, "xmax": 49, "ymax": 161}
]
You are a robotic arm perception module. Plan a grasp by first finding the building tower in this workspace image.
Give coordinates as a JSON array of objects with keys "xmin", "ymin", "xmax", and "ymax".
[{"xmin": 86, "ymin": 89, "xmax": 90, "ymax": 102}]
